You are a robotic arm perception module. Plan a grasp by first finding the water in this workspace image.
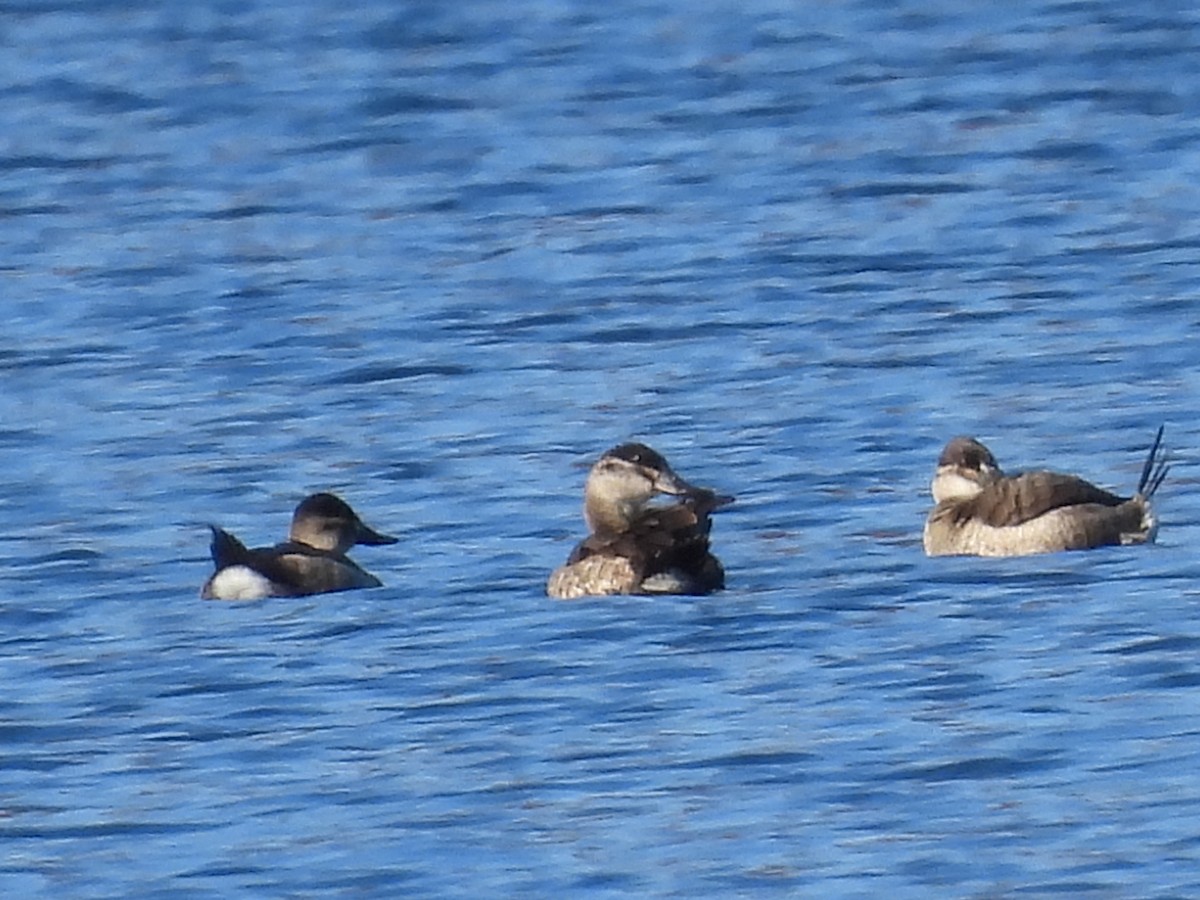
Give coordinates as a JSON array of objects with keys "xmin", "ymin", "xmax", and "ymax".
[{"xmin": 3, "ymin": 0, "xmax": 1200, "ymax": 895}]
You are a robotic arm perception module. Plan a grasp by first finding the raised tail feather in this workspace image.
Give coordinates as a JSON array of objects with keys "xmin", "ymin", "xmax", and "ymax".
[
  {"xmin": 208, "ymin": 526, "xmax": 252, "ymax": 569},
  {"xmin": 1137, "ymin": 425, "xmax": 1169, "ymax": 499},
  {"xmin": 686, "ymin": 488, "xmax": 735, "ymax": 517}
]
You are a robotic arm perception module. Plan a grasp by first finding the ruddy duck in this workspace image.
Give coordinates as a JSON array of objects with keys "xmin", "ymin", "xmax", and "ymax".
[
  {"xmin": 547, "ymin": 443, "xmax": 734, "ymax": 599},
  {"xmin": 923, "ymin": 427, "xmax": 1167, "ymax": 557},
  {"xmin": 201, "ymin": 492, "xmax": 398, "ymax": 600}
]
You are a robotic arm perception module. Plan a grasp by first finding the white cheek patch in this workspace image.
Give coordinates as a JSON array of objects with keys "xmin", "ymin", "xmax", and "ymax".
[{"xmin": 932, "ymin": 471, "xmax": 986, "ymax": 503}]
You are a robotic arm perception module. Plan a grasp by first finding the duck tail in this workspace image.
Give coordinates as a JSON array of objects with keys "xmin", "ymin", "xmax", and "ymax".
[
  {"xmin": 686, "ymin": 487, "xmax": 736, "ymax": 518},
  {"xmin": 1136, "ymin": 425, "xmax": 1169, "ymax": 499},
  {"xmin": 208, "ymin": 526, "xmax": 251, "ymax": 568}
]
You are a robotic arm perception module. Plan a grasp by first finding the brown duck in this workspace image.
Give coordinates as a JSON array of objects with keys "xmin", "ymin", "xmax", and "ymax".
[
  {"xmin": 547, "ymin": 443, "xmax": 733, "ymax": 599},
  {"xmin": 923, "ymin": 427, "xmax": 1167, "ymax": 557},
  {"xmin": 202, "ymin": 493, "xmax": 397, "ymax": 600}
]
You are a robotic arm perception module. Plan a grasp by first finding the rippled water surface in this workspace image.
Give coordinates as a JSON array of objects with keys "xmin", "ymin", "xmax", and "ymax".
[{"xmin": 4, "ymin": 1, "xmax": 1200, "ymax": 896}]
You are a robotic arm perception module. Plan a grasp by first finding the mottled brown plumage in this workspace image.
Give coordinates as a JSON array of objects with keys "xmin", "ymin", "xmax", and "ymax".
[
  {"xmin": 940, "ymin": 471, "xmax": 1127, "ymax": 529},
  {"xmin": 547, "ymin": 444, "xmax": 733, "ymax": 599},
  {"xmin": 923, "ymin": 428, "xmax": 1167, "ymax": 557}
]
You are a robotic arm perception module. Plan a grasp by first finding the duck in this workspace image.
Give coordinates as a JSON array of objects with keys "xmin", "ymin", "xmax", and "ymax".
[
  {"xmin": 923, "ymin": 426, "xmax": 1167, "ymax": 557},
  {"xmin": 547, "ymin": 442, "xmax": 734, "ymax": 599},
  {"xmin": 201, "ymin": 492, "xmax": 398, "ymax": 600}
]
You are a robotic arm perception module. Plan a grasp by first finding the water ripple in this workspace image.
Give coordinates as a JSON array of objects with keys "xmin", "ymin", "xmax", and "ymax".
[{"xmin": 2, "ymin": 0, "xmax": 1199, "ymax": 896}]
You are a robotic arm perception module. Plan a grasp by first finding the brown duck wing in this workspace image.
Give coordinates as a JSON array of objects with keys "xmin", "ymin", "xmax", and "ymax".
[
  {"xmin": 632, "ymin": 501, "xmax": 721, "ymax": 588},
  {"xmin": 568, "ymin": 501, "xmax": 712, "ymax": 568},
  {"xmin": 233, "ymin": 541, "xmax": 318, "ymax": 595},
  {"xmin": 261, "ymin": 542, "xmax": 382, "ymax": 594},
  {"xmin": 963, "ymin": 472, "xmax": 1126, "ymax": 528},
  {"xmin": 211, "ymin": 537, "xmax": 345, "ymax": 596},
  {"xmin": 559, "ymin": 494, "xmax": 728, "ymax": 596}
]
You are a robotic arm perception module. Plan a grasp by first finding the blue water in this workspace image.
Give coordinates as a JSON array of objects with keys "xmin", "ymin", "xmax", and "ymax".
[{"xmin": 3, "ymin": 0, "xmax": 1200, "ymax": 895}]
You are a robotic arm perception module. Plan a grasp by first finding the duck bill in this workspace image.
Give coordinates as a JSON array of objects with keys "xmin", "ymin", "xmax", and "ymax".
[
  {"xmin": 652, "ymin": 470, "xmax": 734, "ymax": 510},
  {"xmin": 651, "ymin": 468, "xmax": 696, "ymax": 497},
  {"xmin": 356, "ymin": 522, "xmax": 399, "ymax": 546}
]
